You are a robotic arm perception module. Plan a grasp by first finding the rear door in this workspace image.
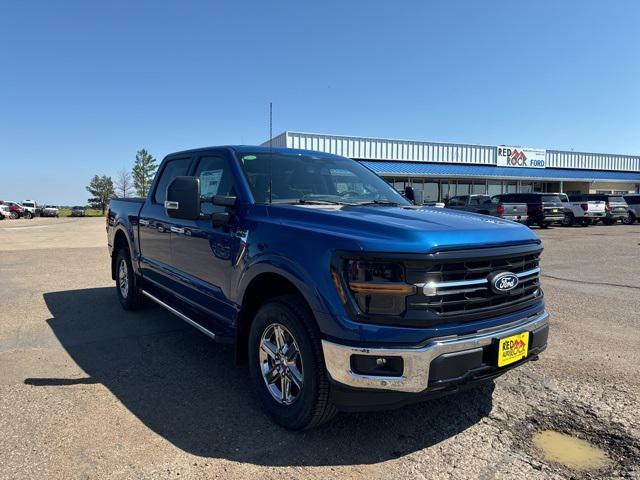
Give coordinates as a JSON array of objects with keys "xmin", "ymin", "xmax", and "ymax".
[{"xmin": 138, "ymin": 156, "xmax": 193, "ymax": 288}]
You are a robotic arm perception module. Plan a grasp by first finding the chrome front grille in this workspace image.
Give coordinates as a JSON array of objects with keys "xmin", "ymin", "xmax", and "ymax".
[{"xmin": 405, "ymin": 250, "xmax": 542, "ymax": 320}]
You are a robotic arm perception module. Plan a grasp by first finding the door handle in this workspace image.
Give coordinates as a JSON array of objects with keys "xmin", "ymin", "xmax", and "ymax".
[{"xmin": 170, "ymin": 226, "xmax": 185, "ymax": 234}]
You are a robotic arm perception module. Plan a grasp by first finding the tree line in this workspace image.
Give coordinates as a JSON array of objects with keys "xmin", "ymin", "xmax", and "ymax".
[{"xmin": 85, "ymin": 149, "xmax": 157, "ymax": 213}]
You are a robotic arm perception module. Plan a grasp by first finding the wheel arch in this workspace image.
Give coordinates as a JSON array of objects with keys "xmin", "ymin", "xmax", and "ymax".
[
  {"xmin": 235, "ymin": 270, "xmax": 317, "ymax": 364},
  {"xmin": 111, "ymin": 227, "xmax": 132, "ymax": 280}
]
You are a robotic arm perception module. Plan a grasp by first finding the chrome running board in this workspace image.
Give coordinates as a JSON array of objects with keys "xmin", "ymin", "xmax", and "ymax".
[{"xmin": 141, "ymin": 290, "xmax": 216, "ymax": 340}]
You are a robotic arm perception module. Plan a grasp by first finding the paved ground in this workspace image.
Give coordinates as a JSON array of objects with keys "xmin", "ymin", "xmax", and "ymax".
[{"xmin": 0, "ymin": 217, "xmax": 639, "ymax": 479}]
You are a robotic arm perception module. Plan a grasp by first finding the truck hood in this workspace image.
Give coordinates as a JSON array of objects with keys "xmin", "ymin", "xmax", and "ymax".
[{"xmin": 268, "ymin": 204, "xmax": 541, "ymax": 253}]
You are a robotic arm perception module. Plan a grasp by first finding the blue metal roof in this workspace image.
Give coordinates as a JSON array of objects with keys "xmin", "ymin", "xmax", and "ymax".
[{"xmin": 360, "ymin": 160, "xmax": 640, "ymax": 182}]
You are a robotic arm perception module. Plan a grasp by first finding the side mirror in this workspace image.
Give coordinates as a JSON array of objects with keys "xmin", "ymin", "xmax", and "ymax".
[
  {"xmin": 166, "ymin": 176, "xmax": 201, "ymax": 220},
  {"xmin": 209, "ymin": 195, "xmax": 237, "ymax": 227}
]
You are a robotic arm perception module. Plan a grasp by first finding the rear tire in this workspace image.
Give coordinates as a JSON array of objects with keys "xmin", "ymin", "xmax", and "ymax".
[
  {"xmin": 539, "ymin": 222, "xmax": 550, "ymax": 229},
  {"xmin": 561, "ymin": 213, "xmax": 574, "ymax": 227},
  {"xmin": 248, "ymin": 294, "xmax": 337, "ymax": 430},
  {"xmin": 580, "ymin": 218, "xmax": 592, "ymax": 227},
  {"xmin": 602, "ymin": 218, "xmax": 615, "ymax": 225},
  {"xmin": 10, "ymin": 211, "xmax": 18, "ymax": 219},
  {"xmin": 115, "ymin": 249, "xmax": 144, "ymax": 310},
  {"xmin": 24, "ymin": 211, "xmax": 33, "ymax": 219},
  {"xmin": 622, "ymin": 212, "xmax": 636, "ymax": 225}
]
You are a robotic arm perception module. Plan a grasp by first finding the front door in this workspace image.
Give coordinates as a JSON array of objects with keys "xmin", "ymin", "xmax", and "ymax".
[
  {"xmin": 169, "ymin": 153, "xmax": 240, "ymax": 336},
  {"xmin": 138, "ymin": 156, "xmax": 192, "ymax": 288}
]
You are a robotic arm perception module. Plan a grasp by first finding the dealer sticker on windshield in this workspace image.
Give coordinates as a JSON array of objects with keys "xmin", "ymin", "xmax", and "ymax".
[{"xmin": 498, "ymin": 332, "xmax": 529, "ymax": 367}]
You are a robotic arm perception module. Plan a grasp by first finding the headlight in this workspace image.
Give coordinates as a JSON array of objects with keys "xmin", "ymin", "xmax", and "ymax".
[{"xmin": 332, "ymin": 259, "xmax": 415, "ymax": 316}]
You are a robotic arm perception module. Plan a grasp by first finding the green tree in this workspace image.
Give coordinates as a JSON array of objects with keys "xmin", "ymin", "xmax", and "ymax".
[
  {"xmin": 86, "ymin": 175, "xmax": 115, "ymax": 214},
  {"xmin": 132, "ymin": 149, "xmax": 157, "ymax": 197}
]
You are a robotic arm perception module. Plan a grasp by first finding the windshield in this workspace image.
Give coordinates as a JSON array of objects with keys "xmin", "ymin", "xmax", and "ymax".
[
  {"xmin": 541, "ymin": 195, "xmax": 562, "ymax": 203},
  {"xmin": 238, "ymin": 151, "xmax": 409, "ymax": 206},
  {"xmin": 608, "ymin": 196, "xmax": 625, "ymax": 203}
]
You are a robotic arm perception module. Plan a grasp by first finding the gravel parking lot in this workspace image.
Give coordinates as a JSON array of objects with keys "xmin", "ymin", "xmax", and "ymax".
[{"xmin": 1, "ymin": 217, "xmax": 639, "ymax": 479}]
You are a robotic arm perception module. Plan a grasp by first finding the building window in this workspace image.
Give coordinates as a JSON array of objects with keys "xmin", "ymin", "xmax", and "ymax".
[
  {"xmin": 472, "ymin": 182, "xmax": 486, "ymax": 195},
  {"xmin": 487, "ymin": 182, "xmax": 502, "ymax": 197},
  {"xmin": 457, "ymin": 182, "xmax": 471, "ymax": 196},
  {"xmin": 424, "ymin": 182, "xmax": 439, "ymax": 202}
]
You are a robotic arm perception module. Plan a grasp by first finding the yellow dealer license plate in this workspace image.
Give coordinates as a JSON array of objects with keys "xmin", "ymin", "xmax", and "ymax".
[{"xmin": 498, "ymin": 332, "xmax": 529, "ymax": 367}]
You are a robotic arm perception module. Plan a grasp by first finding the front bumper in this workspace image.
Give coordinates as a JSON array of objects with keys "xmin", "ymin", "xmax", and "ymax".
[{"xmin": 322, "ymin": 309, "xmax": 549, "ymax": 393}]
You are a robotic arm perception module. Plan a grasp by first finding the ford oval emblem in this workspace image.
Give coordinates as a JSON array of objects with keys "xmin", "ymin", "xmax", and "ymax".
[{"xmin": 489, "ymin": 271, "xmax": 519, "ymax": 294}]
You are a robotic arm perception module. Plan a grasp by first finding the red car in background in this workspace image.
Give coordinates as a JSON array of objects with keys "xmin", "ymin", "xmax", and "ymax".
[{"xmin": 3, "ymin": 201, "xmax": 31, "ymax": 219}]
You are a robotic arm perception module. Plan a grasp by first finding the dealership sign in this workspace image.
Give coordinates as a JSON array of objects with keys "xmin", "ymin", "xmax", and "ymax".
[{"xmin": 497, "ymin": 146, "xmax": 546, "ymax": 168}]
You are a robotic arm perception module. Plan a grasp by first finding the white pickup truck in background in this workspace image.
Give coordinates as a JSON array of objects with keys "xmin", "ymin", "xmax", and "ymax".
[{"xmin": 557, "ymin": 193, "xmax": 606, "ymax": 226}]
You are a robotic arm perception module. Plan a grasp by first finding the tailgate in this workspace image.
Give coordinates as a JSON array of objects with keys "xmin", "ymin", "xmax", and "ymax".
[
  {"xmin": 588, "ymin": 201, "xmax": 606, "ymax": 214},
  {"xmin": 502, "ymin": 203, "xmax": 527, "ymax": 216}
]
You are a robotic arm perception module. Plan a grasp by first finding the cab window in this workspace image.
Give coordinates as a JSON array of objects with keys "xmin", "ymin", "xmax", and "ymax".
[{"xmin": 194, "ymin": 155, "xmax": 236, "ymax": 215}]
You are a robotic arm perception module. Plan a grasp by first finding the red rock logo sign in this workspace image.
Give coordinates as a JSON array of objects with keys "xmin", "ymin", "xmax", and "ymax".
[
  {"xmin": 508, "ymin": 149, "xmax": 527, "ymax": 166},
  {"xmin": 497, "ymin": 146, "xmax": 546, "ymax": 168}
]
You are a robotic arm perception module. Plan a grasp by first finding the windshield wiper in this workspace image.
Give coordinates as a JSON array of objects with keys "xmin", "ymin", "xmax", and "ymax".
[
  {"xmin": 353, "ymin": 200, "xmax": 399, "ymax": 206},
  {"xmin": 297, "ymin": 199, "xmax": 346, "ymax": 205}
]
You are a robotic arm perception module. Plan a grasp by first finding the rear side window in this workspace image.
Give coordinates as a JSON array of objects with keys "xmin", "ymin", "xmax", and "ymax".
[
  {"xmin": 469, "ymin": 196, "xmax": 490, "ymax": 205},
  {"xmin": 154, "ymin": 158, "xmax": 192, "ymax": 204}
]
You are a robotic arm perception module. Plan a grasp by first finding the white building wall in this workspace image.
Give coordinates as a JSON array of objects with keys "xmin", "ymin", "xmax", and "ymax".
[{"xmin": 261, "ymin": 131, "xmax": 640, "ymax": 173}]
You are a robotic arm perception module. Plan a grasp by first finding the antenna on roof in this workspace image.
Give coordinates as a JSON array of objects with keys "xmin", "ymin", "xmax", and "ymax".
[{"xmin": 268, "ymin": 102, "xmax": 273, "ymax": 204}]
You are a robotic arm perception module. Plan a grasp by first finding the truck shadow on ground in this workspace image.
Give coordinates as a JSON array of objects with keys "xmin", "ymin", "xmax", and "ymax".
[{"xmin": 31, "ymin": 287, "xmax": 494, "ymax": 467}]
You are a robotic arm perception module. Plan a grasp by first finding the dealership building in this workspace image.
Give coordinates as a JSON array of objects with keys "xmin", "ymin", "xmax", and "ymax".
[{"xmin": 264, "ymin": 131, "xmax": 640, "ymax": 203}]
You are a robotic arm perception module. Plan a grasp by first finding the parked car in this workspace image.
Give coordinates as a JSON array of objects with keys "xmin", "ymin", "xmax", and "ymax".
[
  {"xmin": 495, "ymin": 193, "xmax": 564, "ymax": 228},
  {"xmin": 108, "ymin": 146, "xmax": 549, "ymax": 429},
  {"xmin": 446, "ymin": 194, "xmax": 528, "ymax": 223},
  {"xmin": 622, "ymin": 194, "xmax": 640, "ymax": 224},
  {"xmin": 70, "ymin": 206, "xmax": 86, "ymax": 217},
  {"xmin": 41, "ymin": 205, "xmax": 60, "ymax": 217},
  {"xmin": 555, "ymin": 193, "xmax": 606, "ymax": 227},
  {"xmin": 584, "ymin": 194, "xmax": 629, "ymax": 225},
  {"xmin": 22, "ymin": 200, "xmax": 38, "ymax": 217},
  {"xmin": 5, "ymin": 201, "xmax": 30, "ymax": 219},
  {"xmin": 0, "ymin": 202, "xmax": 10, "ymax": 220}
]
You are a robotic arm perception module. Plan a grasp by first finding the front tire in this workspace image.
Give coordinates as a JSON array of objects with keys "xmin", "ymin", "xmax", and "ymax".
[
  {"xmin": 539, "ymin": 221, "xmax": 551, "ymax": 229},
  {"xmin": 24, "ymin": 211, "xmax": 33, "ymax": 219},
  {"xmin": 10, "ymin": 211, "xmax": 18, "ymax": 219},
  {"xmin": 115, "ymin": 249, "xmax": 144, "ymax": 310},
  {"xmin": 580, "ymin": 218, "xmax": 592, "ymax": 227},
  {"xmin": 603, "ymin": 218, "xmax": 615, "ymax": 225},
  {"xmin": 248, "ymin": 294, "xmax": 337, "ymax": 430}
]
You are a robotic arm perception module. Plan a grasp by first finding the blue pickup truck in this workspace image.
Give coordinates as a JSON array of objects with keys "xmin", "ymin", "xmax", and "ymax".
[{"xmin": 107, "ymin": 146, "xmax": 549, "ymax": 429}]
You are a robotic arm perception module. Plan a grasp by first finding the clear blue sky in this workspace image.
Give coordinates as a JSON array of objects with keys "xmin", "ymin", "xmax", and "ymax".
[{"xmin": 1, "ymin": 0, "xmax": 639, "ymax": 205}]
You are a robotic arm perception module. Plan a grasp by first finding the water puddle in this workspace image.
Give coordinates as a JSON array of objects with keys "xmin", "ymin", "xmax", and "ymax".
[{"xmin": 532, "ymin": 430, "xmax": 612, "ymax": 471}]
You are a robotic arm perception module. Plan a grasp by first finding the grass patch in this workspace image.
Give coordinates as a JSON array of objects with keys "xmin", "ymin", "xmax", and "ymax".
[{"xmin": 58, "ymin": 208, "xmax": 105, "ymax": 217}]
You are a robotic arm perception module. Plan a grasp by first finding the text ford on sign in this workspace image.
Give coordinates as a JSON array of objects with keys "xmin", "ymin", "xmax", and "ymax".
[{"xmin": 497, "ymin": 147, "xmax": 546, "ymax": 168}]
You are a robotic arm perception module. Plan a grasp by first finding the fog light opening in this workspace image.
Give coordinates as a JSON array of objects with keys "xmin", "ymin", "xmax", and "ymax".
[{"xmin": 350, "ymin": 354, "xmax": 403, "ymax": 377}]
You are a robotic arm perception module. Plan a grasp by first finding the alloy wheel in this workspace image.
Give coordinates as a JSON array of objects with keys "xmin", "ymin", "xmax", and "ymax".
[
  {"xmin": 118, "ymin": 259, "xmax": 129, "ymax": 299},
  {"xmin": 258, "ymin": 323, "xmax": 304, "ymax": 405}
]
